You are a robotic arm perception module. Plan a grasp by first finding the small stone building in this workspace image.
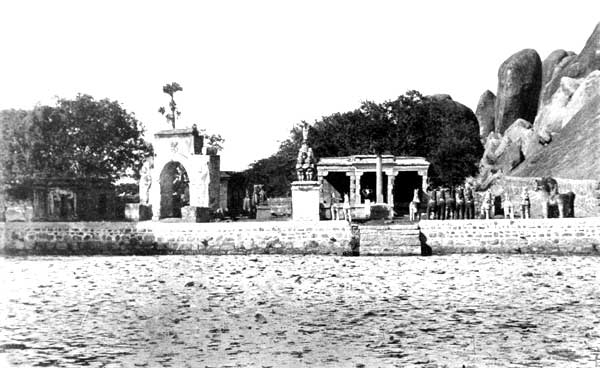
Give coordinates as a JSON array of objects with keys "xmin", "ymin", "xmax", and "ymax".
[{"xmin": 30, "ymin": 177, "xmax": 117, "ymax": 221}]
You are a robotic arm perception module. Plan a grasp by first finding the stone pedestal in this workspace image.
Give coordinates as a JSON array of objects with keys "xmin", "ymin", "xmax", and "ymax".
[
  {"xmin": 256, "ymin": 205, "xmax": 272, "ymax": 221},
  {"xmin": 291, "ymin": 181, "xmax": 320, "ymax": 222},
  {"xmin": 125, "ymin": 203, "xmax": 152, "ymax": 221},
  {"xmin": 181, "ymin": 206, "xmax": 211, "ymax": 222}
]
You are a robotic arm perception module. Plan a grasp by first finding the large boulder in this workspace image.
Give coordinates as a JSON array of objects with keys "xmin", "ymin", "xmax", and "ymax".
[
  {"xmin": 495, "ymin": 49, "xmax": 542, "ymax": 134},
  {"xmin": 535, "ymin": 71, "xmax": 600, "ymax": 134},
  {"xmin": 475, "ymin": 90, "xmax": 496, "ymax": 141},
  {"xmin": 539, "ymin": 50, "xmax": 575, "ymax": 103},
  {"xmin": 541, "ymin": 22, "xmax": 600, "ymax": 105},
  {"xmin": 503, "ymin": 118, "xmax": 538, "ymax": 158}
]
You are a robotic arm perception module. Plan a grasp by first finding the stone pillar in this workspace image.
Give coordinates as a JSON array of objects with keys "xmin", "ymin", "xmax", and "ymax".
[
  {"xmin": 376, "ymin": 154, "xmax": 383, "ymax": 203},
  {"xmin": 420, "ymin": 170, "xmax": 428, "ymax": 192},
  {"xmin": 317, "ymin": 171, "xmax": 326, "ymax": 203},
  {"xmin": 387, "ymin": 173, "xmax": 396, "ymax": 220},
  {"xmin": 291, "ymin": 181, "xmax": 321, "ymax": 221},
  {"xmin": 355, "ymin": 171, "xmax": 363, "ymax": 204},
  {"xmin": 347, "ymin": 172, "xmax": 356, "ymax": 204}
]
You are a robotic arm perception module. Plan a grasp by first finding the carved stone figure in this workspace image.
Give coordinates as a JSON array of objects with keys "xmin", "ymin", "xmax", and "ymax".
[
  {"xmin": 426, "ymin": 187, "xmax": 437, "ymax": 220},
  {"xmin": 445, "ymin": 187, "xmax": 456, "ymax": 220},
  {"xmin": 535, "ymin": 177, "xmax": 575, "ymax": 218},
  {"xmin": 242, "ymin": 189, "xmax": 251, "ymax": 214},
  {"xmin": 296, "ymin": 122, "xmax": 317, "ymax": 181},
  {"xmin": 455, "ymin": 186, "xmax": 465, "ymax": 220},
  {"xmin": 503, "ymin": 194, "xmax": 515, "ymax": 219},
  {"xmin": 342, "ymin": 193, "xmax": 352, "ymax": 222},
  {"xmin": 465, "ymin": 186, "xmax": 475, "ymax": 219},
  {"xmin": 480, "ymin": 190, "xmax": 493, "ymax": 219},
  {"xmin": 436, "ymin": 188, "xmax": 446, "ymax": 220},
  {"xmin": 409, "ymin": 188, "xmax": 421, "ymax": 222},
  {"xmin": 520, "ymin": 187, "xmax": 531, "ymax": 219},
  {"xmin": 139, "ymin": 158, "xmax": 154, "ymax": 204}
]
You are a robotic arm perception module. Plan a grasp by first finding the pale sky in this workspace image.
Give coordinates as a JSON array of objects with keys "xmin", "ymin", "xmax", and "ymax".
[{"xmin": 1, "ymin": 1, "xmax": 599, "ymax": 171}]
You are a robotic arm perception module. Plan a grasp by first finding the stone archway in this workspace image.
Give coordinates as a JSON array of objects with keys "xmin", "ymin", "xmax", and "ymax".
[{"xmin": 159, "ymin": 161, "xmax": 190, "ymax": 219}]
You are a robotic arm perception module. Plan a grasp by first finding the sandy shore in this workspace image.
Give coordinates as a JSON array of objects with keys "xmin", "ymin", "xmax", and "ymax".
[{"xmin": 1, "ymin": 254, "xmax": 599, "ymax": 367}]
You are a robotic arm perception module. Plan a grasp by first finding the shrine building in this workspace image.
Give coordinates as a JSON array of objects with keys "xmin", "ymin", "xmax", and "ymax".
[{"xmin": 317, "ymin": 155, "xmax": 430, "ymax": 216}]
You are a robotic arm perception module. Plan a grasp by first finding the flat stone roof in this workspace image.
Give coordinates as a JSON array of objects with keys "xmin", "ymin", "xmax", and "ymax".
[{"xmin": 318, "ymin": 155, "xmax": 430, "ymax": 169}]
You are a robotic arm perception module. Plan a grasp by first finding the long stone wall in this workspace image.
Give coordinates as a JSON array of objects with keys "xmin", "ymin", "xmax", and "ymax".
[
  {"xmin": 0, "ymin": 221, "xmax": 352, "ymax": 256},
  {"xmin": 2, "ymin": 218, "xmax": 600, "ymax": 256},
  {"xmin": 419, "ymin": 218, "xmax": 600, "ymax": 255}
]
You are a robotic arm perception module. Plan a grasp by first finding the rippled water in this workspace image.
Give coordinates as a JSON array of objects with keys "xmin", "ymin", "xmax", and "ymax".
[{"xmin": 1, "ymin": 254, "xmax": 599, "ymax": 367}]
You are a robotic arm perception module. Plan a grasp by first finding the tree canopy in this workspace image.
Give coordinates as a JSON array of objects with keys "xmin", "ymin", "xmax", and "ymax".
[
  {"xmin": 243, "ymin": 90, "xmax": 483, "ymax": 195},
  {"xmin": 0, "ymin": 94, "xmax": 152, "ymax": 191}
]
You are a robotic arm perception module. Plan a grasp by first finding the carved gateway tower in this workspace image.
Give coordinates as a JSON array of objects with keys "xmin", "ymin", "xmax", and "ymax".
[{"xmin": 137, "ymin": 125, "xmax": 220, "ymax": 222}]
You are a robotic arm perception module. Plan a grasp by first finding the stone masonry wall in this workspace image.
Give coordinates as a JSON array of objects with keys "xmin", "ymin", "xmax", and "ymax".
[
  {"xmin": 419, "ymin": 218, "xmax": 600, "ymax": 255},
  {"xmin": 1, "ymin": 221, "xmax": 352, "ymax": 256},
  {"xmin": 2, "ymin": 218, "xmax": 600, "ymax": 256}
]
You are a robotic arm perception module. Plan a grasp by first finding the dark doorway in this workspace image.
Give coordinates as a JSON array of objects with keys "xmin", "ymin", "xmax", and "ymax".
[
  {"xmin": 323, "ymin": 172, "xmax": 350, "ymax": 205},
  {"xmin": 393, "ymin": 172, "xmax": 422, "ymax": 216},
  {"xmin": 159, "ymin": 161, "xmax": 190, "ymax": 219},
  {"xmin": 359, "ymin": 172, "xmax": 388, "ymax": 203}
]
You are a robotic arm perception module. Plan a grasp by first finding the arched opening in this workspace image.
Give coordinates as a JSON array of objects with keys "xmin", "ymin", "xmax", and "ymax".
[{"xmin": 159, "ymin": 161, "xmax": 190, "ymax": 219}]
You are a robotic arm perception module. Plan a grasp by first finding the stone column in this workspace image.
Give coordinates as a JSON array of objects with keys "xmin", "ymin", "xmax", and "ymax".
[
  {"xmin": 355, "ymin": 171, "xmax": 363, "ymax": 204},
  {"xmin": 347, "ymin": 172, "xmax": 356, "ymax": 204},
  {"xmin": 387, "ymin": 173, "xmax": 396, "ymax": 220},
  {"xmin": 317, "ymin": 171, "xmax": 326, "ymax": 203},
  {"xmin": 420, "ymin": 170, "xmax": 428, "ymax": 192},
  {"xmin": 376, "ymin": 154, "xmax": 383, "ymax": 203}
]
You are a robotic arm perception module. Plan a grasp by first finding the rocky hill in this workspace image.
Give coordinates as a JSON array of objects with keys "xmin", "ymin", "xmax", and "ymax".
[{"xmin": 476, "ymin": 23, "xmax": 600, "ymax": 187}]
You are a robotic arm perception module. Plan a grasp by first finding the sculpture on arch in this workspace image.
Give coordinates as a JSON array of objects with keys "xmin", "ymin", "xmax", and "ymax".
[{"xmin": 535, "ymin": 177, "xmax": 575, "ymax": 218}]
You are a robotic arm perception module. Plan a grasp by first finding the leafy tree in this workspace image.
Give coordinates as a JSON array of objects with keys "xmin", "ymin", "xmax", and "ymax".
[
  {"xmin": 199, "ymin": 129, "xmax": 225, "ymax": 153},
  {"xmin": 243, "ymin": 90, "xmax": 483, "ymax": 194},
  {"xmin": 0, "ymin": 94, "xmax": 152, "ymax": 189},
  {"xmin": 243, "ymin": 127, "xmax": 303, "ymax": 197},
  {"xmin": 158, "ymin": 82, "xmax": 183, "ymax": 128}
]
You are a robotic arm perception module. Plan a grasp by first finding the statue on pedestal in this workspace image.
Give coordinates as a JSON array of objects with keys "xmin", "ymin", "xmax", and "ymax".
[{"xmin": 296, "ymin": 122, "xmax": 317, "ymax": 181}]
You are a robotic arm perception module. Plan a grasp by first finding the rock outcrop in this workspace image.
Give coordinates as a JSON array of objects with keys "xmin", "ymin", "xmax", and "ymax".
[
  {"xmin": 535, "ymin": 71, "xmax": 600, "ymax": 135},
  {"xmin": 494, "ymin": 49, "xmax": 542, "ymax": 134},
  {"xmin": 476, "ymin": 22, "xmax": 600, "ymax": 186},
  {"xmin": 475, "ymin": 90, "xmax": 495, "ymax": 141},
  {"xmin": 541, "ymin": 23, "xmax": 600, "ymax": 105},
  {"xmin": 512, "ymin": 95, "xmax": 600, "ymax": 180}
]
